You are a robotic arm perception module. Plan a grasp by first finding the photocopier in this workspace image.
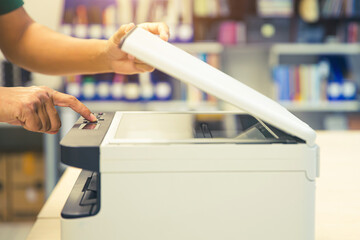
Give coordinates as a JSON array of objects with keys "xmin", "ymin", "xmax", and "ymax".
[{"xmin": 60, "ymin": 27, "xmax": 319, "ymax": 240}]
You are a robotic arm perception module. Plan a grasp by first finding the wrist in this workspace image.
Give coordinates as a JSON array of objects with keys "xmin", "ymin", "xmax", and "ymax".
[{"xmin": 92, "ymin": 39, "xmax": 113, "ymax": 73}]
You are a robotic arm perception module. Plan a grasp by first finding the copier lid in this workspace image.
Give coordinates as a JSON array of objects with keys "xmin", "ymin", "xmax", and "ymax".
[{"xmin": 119, "ymin": 27, "xmax": 316, "ymax": 146}]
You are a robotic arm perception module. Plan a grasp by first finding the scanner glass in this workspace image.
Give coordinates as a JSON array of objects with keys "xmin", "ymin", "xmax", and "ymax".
[{"xmin": 113, "ymin": 113, "xmax": 299, "ymax": 144}]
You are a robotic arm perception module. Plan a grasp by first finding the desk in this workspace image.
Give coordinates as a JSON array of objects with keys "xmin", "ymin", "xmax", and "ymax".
[
  {"xmin": 27, "ymin": 131, "xmax": 360, "ymax": 240},
  {"xmin": 26, "ymin": 168, "xmax": 81, "ymax": 240},
  {"xmin": 315, "ymin": 131, "xmax": 360, "ymax": 240}
]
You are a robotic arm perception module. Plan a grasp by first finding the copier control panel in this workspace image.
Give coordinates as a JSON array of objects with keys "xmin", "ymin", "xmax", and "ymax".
[
  {"xmin": 79, "ymin": 113, "xmax": 105, "ymax": 130},
  {"xmin": 61, "ymin": 112, "xmax": 115, "ymax": 172}
]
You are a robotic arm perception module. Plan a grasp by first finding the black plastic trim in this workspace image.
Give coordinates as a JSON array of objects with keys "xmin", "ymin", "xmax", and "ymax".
[
  {"xmin": 61, "ymin": 170, "xmax": 101, "ymax": 219},
  {"xmin": 61, "ymin": 146, "xmax": 100, "ymax": 172},
  {"xmin": 60, "ymin": 112, "xmax": 115, "ymax": 172}
]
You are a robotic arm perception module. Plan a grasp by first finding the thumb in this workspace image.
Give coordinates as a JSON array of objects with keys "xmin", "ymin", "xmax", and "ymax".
[
  {"xmin": 52, "ymin": 91, "xmax": 97, "ymax": 122},
  {"xmin": 111, "ymin": 23, "xmax": 136, "ymax": 45}
]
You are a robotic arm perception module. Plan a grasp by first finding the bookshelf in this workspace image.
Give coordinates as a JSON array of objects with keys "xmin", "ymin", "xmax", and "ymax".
[
  {"xmin": 3, "ymin": 0, "xmax": 360, "ymax": 125},
  {"xmin": 56, "ymin": 0, "xmax": 228, "ymax": 106}
]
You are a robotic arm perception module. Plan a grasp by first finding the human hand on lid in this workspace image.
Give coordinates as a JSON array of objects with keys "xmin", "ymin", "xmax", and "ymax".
[{"xmin": 104, "ymin": 22, "xmax": 170, "ymax": 75}]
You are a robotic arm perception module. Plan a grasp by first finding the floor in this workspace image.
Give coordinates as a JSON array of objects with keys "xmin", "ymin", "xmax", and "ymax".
[{"xmin": 0, "ymin": 222, "xmax": 33, "ymax": 240}]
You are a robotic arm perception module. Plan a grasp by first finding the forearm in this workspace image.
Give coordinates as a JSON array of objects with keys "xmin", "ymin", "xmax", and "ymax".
[
  {"xmin": 0, "ymin": 7, "xmax": 169, "ymax": 76},
  {"xmin": 0, "ymin": 7, "xmax": 112, "ymax": 75},
  {"xmin": 8, "ymin": 23, "xmax": 112, "ymax": 75}
]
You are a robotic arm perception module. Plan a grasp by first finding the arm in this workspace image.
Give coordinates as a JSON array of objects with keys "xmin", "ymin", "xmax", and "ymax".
[{"xmin": 0, "ymin": 7, "xmax": 169, "ymax": 75}]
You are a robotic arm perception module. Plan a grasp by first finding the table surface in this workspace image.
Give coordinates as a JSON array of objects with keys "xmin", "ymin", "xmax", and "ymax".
[{"xmin": 26, "ymin": 131, "xmax": 360, "ymax": 240}]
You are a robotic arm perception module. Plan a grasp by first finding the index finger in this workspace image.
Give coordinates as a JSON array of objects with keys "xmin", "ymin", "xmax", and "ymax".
[
  {"xmin": 52, "ymin": 91, "xmax": 97, "ymax": 122},
  {"xmin": 138, "ymin": 22, "xmax": 170, "ymax": 41}
]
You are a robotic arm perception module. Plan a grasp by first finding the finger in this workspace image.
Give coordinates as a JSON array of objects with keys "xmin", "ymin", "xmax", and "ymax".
[
  {"xmin": 52, "ymin": 91, "xmax": 97, "ymax": 122},
  {"xmin": 125, "ymin": 23, "xmax": 135, "ymax": 33},
  {"xmin": 129, "ymin": 56, "xmax": 148, "ymax": 66},
  {"xmin": 22, "ymin": 108, "xmax": 43, "ymax": 132},
  {"xmin": 135, "ymin": 63, "xmax": 155, "ymax": 72},
  {"xmin": 138, "ymin": 22, "xmax": 169, "ymax": 40},
  {"xmin": 44, "ymin": 98, "xmax": 61, "ymax": 133},
  {"xmin": 38, "ymin": 102, "xmax": 51, "ymax": 132},
  {"xmin": 133, "ymin": 58, "xmax": 142, "ymax": 63},
  {"xmin": 111, "ymin": 23, "xmax": 136, "ymax": 44},
  {"xmin": 46, "ymin": 131, "xmax": 59, "ymax": 135},
  {"xmin": 138, "ymin": 22, "xmax": 170, "ymax": 41},
  {"xmin": 127, "ymin": 54, "xmax": 135, "ymax": 61}
]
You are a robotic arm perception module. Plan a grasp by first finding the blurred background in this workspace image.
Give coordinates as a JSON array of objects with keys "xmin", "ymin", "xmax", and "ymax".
[{"xmin": 1, "ymin": 0, "xmax": 360, "ymax": 239}]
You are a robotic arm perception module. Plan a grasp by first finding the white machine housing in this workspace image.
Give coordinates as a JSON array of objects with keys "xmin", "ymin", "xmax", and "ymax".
[
  {"xmin": 61, "ymin": 27, "xmax": 319, "ymax": 240},
  {"xmin": 61, "ymin": 111, "xmax": 319, "ymax": 240}
]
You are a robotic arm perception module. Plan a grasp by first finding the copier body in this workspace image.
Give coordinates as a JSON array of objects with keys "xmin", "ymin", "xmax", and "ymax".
[{"xmin": 60, "ymin": 111, "xmax": 319, "ymax": 240}]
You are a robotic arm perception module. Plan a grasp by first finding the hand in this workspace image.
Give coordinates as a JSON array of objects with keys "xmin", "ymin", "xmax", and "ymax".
[
  {"xmin": 0, "ymin": 86, "xmax": 96, "ymax": 134},
  {"xmin": 104, "ymin": 22, "xmax": 169, "ymax": 74}
]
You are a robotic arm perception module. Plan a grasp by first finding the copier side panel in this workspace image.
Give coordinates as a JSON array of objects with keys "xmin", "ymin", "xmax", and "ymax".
[
  {"xmin": 62, "ymin": 168, "xmax": 315, "ymax": 240},
  {"xmin": 100, "ymin": 143, "xmax": 318, "ymax": 180},
  {"xmin": 61, "ymin": 144, "xmax": 317, "ymax": 240}
]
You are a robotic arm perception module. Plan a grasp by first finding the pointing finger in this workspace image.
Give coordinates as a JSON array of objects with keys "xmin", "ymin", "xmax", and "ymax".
[{"xmin": 52, "ymin": 91, "xmax": 97, "ymax": 122}]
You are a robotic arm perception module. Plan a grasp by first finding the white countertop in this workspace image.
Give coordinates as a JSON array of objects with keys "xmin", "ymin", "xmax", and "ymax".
[
  {"xmin": 27, "ymin": 131, "xmax": 360, "ymax": 240},
  {"xmin": 26, "ymin": 167, "xmax": 81, "ymax": 240}
]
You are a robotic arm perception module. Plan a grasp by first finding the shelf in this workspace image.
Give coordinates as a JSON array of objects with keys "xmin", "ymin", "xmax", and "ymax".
[
  {"xmin": 223, "ymin": 44, "xmax": 270, "ymax": 53},
  {"xmin": 271, "ymin": 43, "xmax": 360, "ymax": 55},
  {"xmin": 174, "ymin": 42, "xmax": 224, "ymax": 54},
  {"xmin": 279, "ymin": 101, "xmax": 360, "ymax": 112},
  {"xmin": 319, "ymin": 16, "xmax": 360, "ymax": 22},
  {"xmin": 83, "ymin": 100, "xmax": 219, "ymax": 112},
  {"xmin": 269, "ymin": 43, "xmax": 360, "ymax": 65}
]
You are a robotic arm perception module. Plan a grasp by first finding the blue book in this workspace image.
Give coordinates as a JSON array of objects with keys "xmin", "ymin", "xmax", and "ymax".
[
  {"xmin": 273, "ymin": 66, "xmax": 290, "ymax": 101},
  {"xmin": 283, "ymin": 66, "xmax": 290, "ymax": 101}
]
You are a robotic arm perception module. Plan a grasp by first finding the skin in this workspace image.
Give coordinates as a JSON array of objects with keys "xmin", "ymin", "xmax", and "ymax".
[{"xmin": 0, "ymin": 7, "xmax": 169, "ymax": 134}]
